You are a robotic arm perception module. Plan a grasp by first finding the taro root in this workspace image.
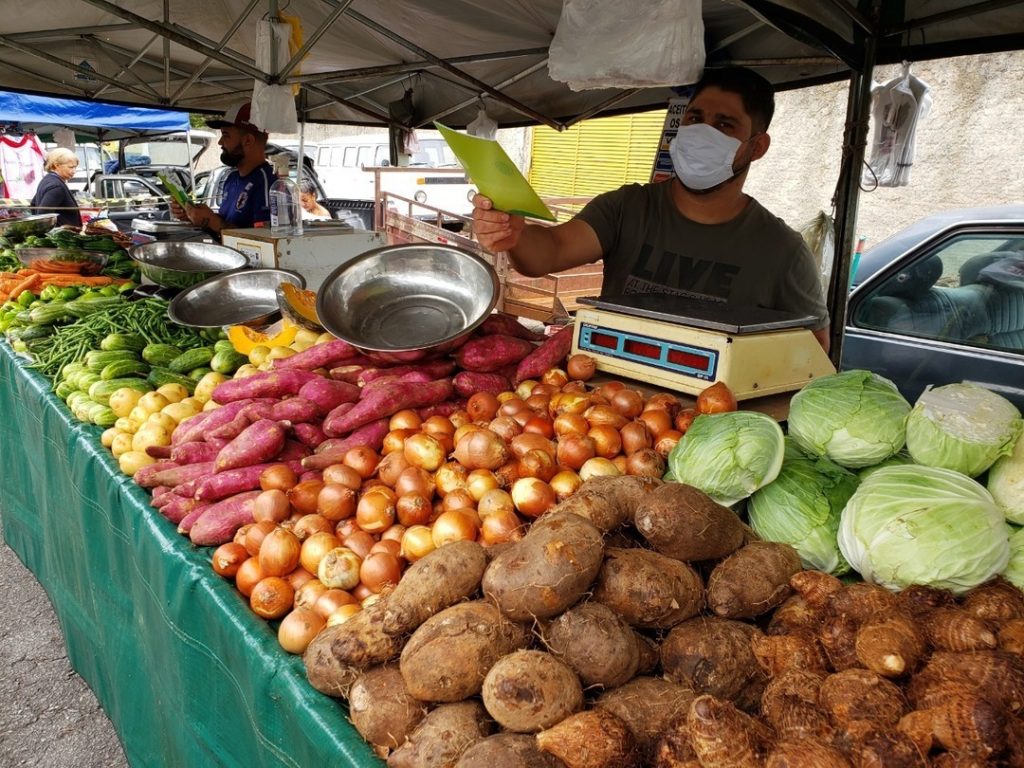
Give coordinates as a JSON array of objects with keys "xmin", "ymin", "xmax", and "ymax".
[{"xmin": 481, "ymin": 649, "xmax": 583, "ymax": 733}]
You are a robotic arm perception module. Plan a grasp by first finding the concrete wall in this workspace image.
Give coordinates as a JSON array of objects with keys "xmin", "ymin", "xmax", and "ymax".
[{"xmin": 743, "ymin": 50, "xmax": 1024, "ymax": 251}]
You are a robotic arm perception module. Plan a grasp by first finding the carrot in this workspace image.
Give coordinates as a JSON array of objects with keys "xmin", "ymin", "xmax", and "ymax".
[
  {"xmin": 10, "ymin": 273, "xmax": 41, "ymax": 299},
  {"xmin": 33, "ymin": 260, "xmax": 84, "ymax": 273}
]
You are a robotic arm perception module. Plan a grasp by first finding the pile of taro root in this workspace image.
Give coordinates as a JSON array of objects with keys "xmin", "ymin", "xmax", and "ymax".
[{"xmin": 302, "ymin": 474, "xmax": 1024, "ymax": 768}]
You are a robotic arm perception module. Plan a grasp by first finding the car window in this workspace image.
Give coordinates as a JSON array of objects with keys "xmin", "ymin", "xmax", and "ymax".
[
  {"xmin": 123, "ymin": 180, "xmax": 152, "ymax": 198},
  {"xmin": 342, "ymin": 147, "xmax": 356, "ymax": 167},
  {"xmin": 356, "ymin": 145, "xmax": 375, "ymax": 168},
  {"xmin": 853, "ymin": 233, "xmax": 1024, "ymax": 352},
  {"xmin": 193, "ymin": 174, "xmax": 209, "ymax": 200}
]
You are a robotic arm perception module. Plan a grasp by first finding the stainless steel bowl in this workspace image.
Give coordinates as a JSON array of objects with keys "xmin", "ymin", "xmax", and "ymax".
[
  {"xmin": 168, "ymin": 268, "xmax": 306, "ymax": 329},
  {"xmin": 129, "ymin": 241, "xmax": 248, "ymax": 289},
  {"xmin": 17, "ymin": 247, "xmax": 108, "ymax": 275},
  {"xmin": 0, "ymin": 213, "xmax": 58, "ymax": 239},
  {"xmin": 316, "ymin": 244, "xmax": 500, "ymax": 352}
]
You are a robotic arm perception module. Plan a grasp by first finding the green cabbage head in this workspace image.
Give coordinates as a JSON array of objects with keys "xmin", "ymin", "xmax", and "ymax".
[
  {"xmin": 1004, "ymin": 526, "xmax": 1024, "ymax": 590},
  {"xmin": 667, "ymin": 411, "xmax": 784, "ymax": 506},
  {"xmin": 787, "ymin": 370, "xmax": 911, "ymax": 469},
  {"xmin": 905, "ymin": 383, "xmax": 1022, "ymax": 477},
  {"xmin": 838, "ymin": 464, "xmax": 1010, "ymax": 594},
  {"xmin": 749, "ymin": 440, "xmax": 858, "ymax": 575},
  {"xmin": 989, "ymin": 434, "xmax": 1024, "ymax": 524}
]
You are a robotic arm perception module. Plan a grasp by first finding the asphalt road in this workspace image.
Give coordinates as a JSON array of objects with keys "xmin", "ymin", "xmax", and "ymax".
[{"xmin": 0, "ymin": 529, "xmax": 128, "ymax": 768}]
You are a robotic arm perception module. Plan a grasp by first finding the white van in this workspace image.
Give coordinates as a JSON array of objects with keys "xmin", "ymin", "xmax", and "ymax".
[
  {"xmin": 314, "ymin": 131, "xmax": 476, "ymax": 218},
  {"xmin": 44, "ymin": 142, "xmax": 113, "ymax": 193}
]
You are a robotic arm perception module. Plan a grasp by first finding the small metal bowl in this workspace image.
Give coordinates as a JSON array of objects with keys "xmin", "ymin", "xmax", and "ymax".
[
  {"xmin": 0, "ymin": 213, "xmax": 58, "ymax": 239},
  {"xmin": 129, "ymin": 241, "xmax": 248, "ymax": 289},
  {"xmin": 168, "ymin": 268, "xmax": 306, "ymax": 329},
  {"xmin": 317, "ymin": 243, "xmax": 500, "ymax": 352},
  {"xmin": 16, "ymin": 247, "xmax": 108, "ymax": 276}
]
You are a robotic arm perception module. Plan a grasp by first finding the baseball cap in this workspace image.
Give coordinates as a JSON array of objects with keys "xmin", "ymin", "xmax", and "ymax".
[{"xmin": 207, "ymin": 100, "xmax": 267, "ymax": 134}]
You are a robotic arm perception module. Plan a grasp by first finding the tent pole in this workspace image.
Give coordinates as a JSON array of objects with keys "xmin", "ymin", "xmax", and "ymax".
[{"xmin": 827, "ymin": 24, "xmax": 878, "ymax": 366}]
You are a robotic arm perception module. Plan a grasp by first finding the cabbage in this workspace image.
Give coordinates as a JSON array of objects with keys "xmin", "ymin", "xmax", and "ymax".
[
  {"xmin": 838, "ymin": 464, "xmax": 1010, "ymax": 594},
  {"xmin": 905, "ymin": 383, "xmax": 1022, "ymax": 477},
  {"xmin": 858, "ymin": 450, "xmax": 915, "ymax": 481},
  {"xmin": 667, "ymin": 411, "xmax": 785, "ymax": 506},
  {"xmin": 787, "ymin": 370, "xmax": 911, "ymax": 469},
  {"xmin": 1004, "ymin": 526, "xmax": 1024, "ymax": 590},
  {"xmin": 749, "ymin": 440, "xmax": 858, "ymax": 575},
  {"xmin": 989, "ymin": 434, "xmax": 1024, "ymax": 524}
]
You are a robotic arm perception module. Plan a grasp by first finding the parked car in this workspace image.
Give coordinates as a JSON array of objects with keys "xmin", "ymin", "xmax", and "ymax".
[
  {"xmin": 44, "ymin": 141, "xmax": 113, "ymax": 193},
  {"xmin": 841, "ymin": 204, "xmax": 1024, "ymax": 408}
]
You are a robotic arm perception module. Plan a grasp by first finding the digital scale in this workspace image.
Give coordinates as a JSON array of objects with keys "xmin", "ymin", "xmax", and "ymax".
[{"xmin": 572, "ymin": 294, "xmax": 836, "ymax": 401}]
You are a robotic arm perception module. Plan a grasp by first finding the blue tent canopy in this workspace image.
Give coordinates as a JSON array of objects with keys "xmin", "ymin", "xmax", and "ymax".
[{"xmin": 0, "ymin": 90, "xmax": 189, "ymax": 140}]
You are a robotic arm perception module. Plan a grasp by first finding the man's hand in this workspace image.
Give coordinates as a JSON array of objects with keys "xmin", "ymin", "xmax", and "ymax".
[
  {"xmin": 183, "ymin": 203, "xmax": 216, "ymax": 230},
  {"xmin": 472, "ymin": 193, "xmax": 524, "ymax": 253},
  {"xmin": 169, "ymin": 200, "xmax": 189, "ymax": 222}
]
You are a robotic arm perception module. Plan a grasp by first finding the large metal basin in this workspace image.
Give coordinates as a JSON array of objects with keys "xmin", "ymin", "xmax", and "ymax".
[
  {"xmin": 168, "ymin": 268, "xmax": 306, "ymax": 328},
  {"xmin": 129, "ymin": 241, "xmax": 248, "ymax": 289},
  {"xmin": 316, "ymin": 244, "xmax": 500, "ymax": 353}
]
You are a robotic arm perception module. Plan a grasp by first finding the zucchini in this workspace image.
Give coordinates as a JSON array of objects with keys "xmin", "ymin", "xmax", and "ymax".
[
  {"xmin": 100, "ymin": 333, "xmax": 147, "ymax": 352},
  {"xmin": 210, "ymin": 349, "xmax": 248, "ymax": 375},
  {"xmin": 28, "ymin": 304, "xmax": 71, "ymax": 325},
  {"xmin": 141, "ymin": 343, "xmax": 183, "ymax": 367},
  {"xmin": 19, "ymin": 324, "xmax": 54, "ymax": 341},
  {"xmin": 100, "ymin": 359, "xmax": 150, "ymax": 381},
  {"xmin": 89, "ymin": 378, "xmax": 153, "ymax": 405},
  {"xmin": 86, "ymin": 349, "xmax": 139, "ymax": 373},
  {"xmin": 146, "ymin": 367, "xmax": 197, "ymax": 394},
  {"xmin": 168, "ymin": 346, "xmax": 215, "ymax": 374},
  {"xmin": 63, "ymin": 297, "xmax": 123, "ymax": 319}
]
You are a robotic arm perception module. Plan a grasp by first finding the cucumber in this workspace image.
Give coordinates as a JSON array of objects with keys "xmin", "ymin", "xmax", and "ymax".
[
  {"xmin": 85, "ymin": 402, "xmax": 117, "ymax": 427},
  {"xmin": 63, "ymin": 297, "xmax": 123, "ymax": 319},
  {"xmin": 141, "ymin": 343, "xmax": 183, "ymax": 367},
  {"xmin": 213, "ymin": 339, "xmax": 237, "ymax": 355},
  {"xmin": 188, "ymin": 367, "xmax": 213, "ymax": 380},
  {"xmin": 19, "ymin": 324, "xmax": 55, "ymax": 341},
  {"xmin": 89, "ymin": 378, "xmax": 153, "ymax": 405},
  {"xmin": 86, "ymin": 349, "xmax": 139, "ymax": 373},
  {"xmin": 100, "ymin": 333, "xmax": 147, "ymax": 352},
  {"xmin": 28, "ymin": 304, "xmax": 71, "ymax": 325},
  {"xmin": 54, "ymin": 381, "xmax": 75, "ymax": 400},
  {"xmin": 146, "ymin": 367, "xmax": 197, "ymax": 394},
  {"xmin": 210, "ymin": 349, "xmax": 248, "ymax": 375},
  {"xmin": 66, "ymin": 391, "xmax": 92, "ymax": 411},
  {"xmin": 60, "ymin": 361, "xmax": 87, "ymax": 381},
  {"xmin": 76, "ymin": 372, "xmax": 102, "ymax": 392},
  {"xmin": 168, "ymin": 346, "xmax": 215, "ymax": 374},
  {"xmin": 100, "ymin": 359, "xmax": 150, "ymax": 381}
]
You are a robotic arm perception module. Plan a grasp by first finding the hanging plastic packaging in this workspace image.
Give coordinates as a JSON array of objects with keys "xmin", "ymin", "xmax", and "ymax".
[
  {"xmin": 467, "ymin": 107, "xmax": 498, "ymax": 140},
  {"xmin": 548, "ymin": 0, "xmax": 705, "ymax": 90},
  {"xmin": 863, "ymin": 64, "xmax": 932, "ymax": 187},
  {"xmin": 800, "ymin": 210, "xmax": 836, "ymax": 292},
  {"xmin": 252, "ymin": 20, "xmax": 299, "ymax": 134},
  {"xmin": 270, "ymin": 155, "xmax": 302, "ymax": 237}
]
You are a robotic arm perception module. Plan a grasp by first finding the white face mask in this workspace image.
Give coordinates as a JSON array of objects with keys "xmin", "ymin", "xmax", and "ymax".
[{"xmin": 669, "ymin": 123, "xmax": 743, "ymax": 192}]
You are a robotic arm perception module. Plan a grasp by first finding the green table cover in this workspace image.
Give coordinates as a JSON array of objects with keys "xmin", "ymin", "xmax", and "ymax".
[{"xmin": 0, "ymin": 342, "xmax": 382, "ymax": 768}]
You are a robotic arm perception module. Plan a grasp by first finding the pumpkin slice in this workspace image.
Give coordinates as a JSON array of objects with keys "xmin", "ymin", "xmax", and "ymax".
[
  {"xmin": 277, "ymin": 283, "xmax": 324, "ymax": 332},
  {"xmin": 227, "ymin": 322, "xmax": 299, "ymax": 355}
]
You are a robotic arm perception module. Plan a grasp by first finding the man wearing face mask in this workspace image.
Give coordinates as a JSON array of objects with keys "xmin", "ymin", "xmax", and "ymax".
[
  {"xmin": 472, "ymin": 67, "xmax": 830, "ymax": 351},
  {"xmin": 170, "ymin": 100, "xmax": 274, "ymax": 237}
]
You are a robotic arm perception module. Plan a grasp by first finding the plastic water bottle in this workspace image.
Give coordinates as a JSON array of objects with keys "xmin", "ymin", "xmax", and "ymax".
[{"xmin": 270, "ymin": 155, "xmax": 303, "ymax": 237}]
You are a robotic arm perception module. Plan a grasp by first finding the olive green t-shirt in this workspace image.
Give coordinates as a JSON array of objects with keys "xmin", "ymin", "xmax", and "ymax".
[{"xmin": 576, "ymin": 181, "xmax": 829, "ymax": 330}]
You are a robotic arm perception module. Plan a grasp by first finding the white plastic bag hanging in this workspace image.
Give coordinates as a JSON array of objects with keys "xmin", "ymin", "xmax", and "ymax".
[
  {"xmin": 467, "ymin": 107, "xmax": 498, "ymax": 140},
  {"xmin": 251, "ymin": 20, "xmax": 298, "ymax": 134},
  {"xmin": 863, "ymin": 64, "xmax": 931, "ymax": 187},
  {"xmin": 548, "ymin": 0, "xmax": 705, "ymax": 90},
  {"xmin": 800, "ymin": 210, "xmax": 836, "ymax": 292}
]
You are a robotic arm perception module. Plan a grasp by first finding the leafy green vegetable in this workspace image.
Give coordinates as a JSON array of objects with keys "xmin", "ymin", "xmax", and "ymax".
[
  {"xmin": 988, "ymin": 434, "xmax": 1024, "ymax": 524},
  {"xmin": 749, "ymin": 440, "xmax": 858, "ymax": 575},
  {"xmin": 787, "ymin": 370, "xmax": 911, "ymax": 469},
  {"xmin": 667, "ymin": 410, "xmax": 784, "ymax": 506},
  {"xmin": 905, "ymin": 383, "xmax": 1022, "ymax": 477},
  {"xmin": 838, "ymin": 464, "xmax": 1011, "ymax": 594},
  {"xmin": 1003, "ymin": 526, "xmax": 1024, "ymax": 590}
]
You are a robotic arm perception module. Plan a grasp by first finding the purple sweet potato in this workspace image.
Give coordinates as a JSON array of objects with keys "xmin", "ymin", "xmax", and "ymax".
[
  {"xmin": 356, "ymin": 359, "xmax": 455, "ymax": 386},
  {"xmin": 149, "ymin": 461, "xmax": 216, "ymax": 489},
  {"xmin": 301, "ymin": 418, "xmax": 390, "ymax": 470},
  {"xmin": 176, "ymin": 503, "xmax": 210, "ymax": 534},
  {"xmin": 172, "ymin": 480, "xmax": 198, "ymax": 498},
  {"xmin": 328, "ymin": 365, "xmax": 365, "ymax": 383},
  {"xmin": 188, "ymin": 490, "xmax": 262, "ymax": 545},
  {"xmin": 297, "ymin": 378, "xmax": 360, "ymax": 415},
  {"xmin": 323, "ymin": 378, "xmax": 454, "ymax": 436},
  {"xmin": 169, "ymin": 439, "xmax": 227, "ymax": 465},
  {"xmin": 480, "ymin": 312, "xmax": 547, "ymax": 341},
  {"xmin": 514, "ymin": 325, "xmax": 574, "ymax": 384},
  {"xmin": 268, "ymin": 397, "xmax": 320, "ymax": 424},
  {"xmin": 453, "ymin": 371, "xmax": 511, "ymax": 398},
  {"xmin": 292, "ymin": 422, "xmax": 327, "ymax": 449},
  {"xmin": 145, "ymin": 444, "xmax": 172, "ymax": 459},
  {"xmin": 278, "ymin": 439, "xmax": 312, "ymax": 462},
  {"xmin": 212, "ymin": 370, "xmax": 320, "ymax": 404},
  {"xmin": 173, "ymin": 398, "xmax": 273, "ymax": 444},
  {"xmin": 271, "ymin": 339, "xmax": 358, "ymax": 370},
  {"xmin": 454, "ymin": 334, "xmax": 535, "ymax": 373},
  {"xmin": 170, "ymin": 409, "xmax": 214, "ymax": 446},
  {"xmin": 418, "ymin": 399, "xmax": 469, "ymax": 419},
  {"xmin": 162, "ymin": 496, "xmax": 208, "ymax": 527},
  {"xmin": 215, "ymin": 419, "xmax": 288, "ymax": 472},
  {"xmin": 358, "ymin": 370, "xmax": 434, "ymax": 400},
  {"xmin": 134, "ymin": 459, "xmax": 180, "ymax": 488},
  {"xmin": 208, "ymin": 401, "xmax": 276, "ymax": 440},
  {"xmin": 321, "ymin": 402, "xmax": 354, "ymax": 435},
  {"xmin": 150, "ymin": 487, "xmax": 174, "ymax": 508},
  {"xmin": 193, "ymin": 460, "xmax": 305, "ymax": 502}
]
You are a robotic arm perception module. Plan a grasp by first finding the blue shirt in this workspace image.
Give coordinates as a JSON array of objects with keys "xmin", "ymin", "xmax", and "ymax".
[{"xmin": 218, "ymin": 162, "xmax": 274, "ymax": 229}]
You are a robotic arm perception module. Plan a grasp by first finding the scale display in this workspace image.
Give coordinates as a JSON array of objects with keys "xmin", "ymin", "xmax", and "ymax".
[{"xmin": 577, "ymin": 323, "xmax": 718, "ymax": 382}]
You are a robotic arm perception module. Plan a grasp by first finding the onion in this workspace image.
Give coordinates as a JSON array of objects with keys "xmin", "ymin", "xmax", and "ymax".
[
  {"xmin": 356, "ymin": 491, "xmax": 396, "ymax": 534},
  {"xmin": 579, "ymin": 457, "xmax": 622, "ymax": 481},
  {"xmin": 278, "ymin": 607, "xmax": 326, "ymax": 654},
  {"xmin": 396, "ymin": 492, "xmax": 433, "ymax": 527},
  {"xmin": 620, "ymin": 420, "xmax": 653, "ymax": 455},
  {"xmin": 433, "ymin": 433, "xmax": 455, "ymax": 456},
  {"xmin": 466, "ymin": 391, "xmax": 501, "ymax": 422},
  {"xmin": 260, "ymin": 463, "xmax": 297, "ymax": 492},
  {"xmin": 509, "ymin": 409, "xmax": 534, "ymax": 429},
  {"xmin": 314, "ymin": 588, "xmax": 357, "ymax": 618},
  {"xmin": 370, "ymin": 538, "xmax": 404, "ymax": 560},
  {"xmin": 431, "ymin": 509, "xmax": 479, "ymax": 547},
  {"xmin": 235, "ymin": 557, "xmax": 264, "ymax": 597},
  {"xmin": 645, "ymin": 392, "xmax": 682, "ymax": 418},
  {"xmin": 510, "ymin": 432, "xmax": 556, "ymax": 459},
  {"xmin": 380, "ymin": 524, "xmax": 406, "ymax": 543},
  {"xmin": 638, "ymin": 408, "xmax": 673, "ymax": 439},
  {"xmin": 549, "ymin": 469, "xmax": 582, "ymax": 501},
  {"xmin": 560, "ymin": 380, "xmax": 587, "ymax": 394},
  {"xmin": 317, "ymin": 547, "xmax": 362, "ymax": 590},
  {"xmin": 654, "ymin": 429, "xmax": 682, "ymax": 458},
  {"xmin": 549, "ymin": 391, "xmax": 590, "ymax": 417},
  {"xmin": 584, "ymin": 404, "xmax": 628, "ymax": 429},
  {"xmin": 343, "ymin": 529, "xmax": 376, "ymax": 559},
  {"xmin": 523, "ymin": 414, "xmax": 555, "ymax": 439},
  {"xmin": 321, "ymin": 463, "xmax": 362, "ymax": 490},
  {"xmin": 376, "ymin": 451, "xmax": 411, "ymax": 488},
  {"xmin": 421, "ymin": 415, "xmax": 456, "ymax": 438},
  {"xmin": 566, "ymin": 354, "xmax": 597, "ymax": 381},
  {"xmin": 360, "ymin": 552, "xmax": 403, "ymax": 594},
  {"xmin": 259, "ymin": 527, "xmax": 302, "ymax": 577},
  {"xmin": 294, "ymin": 578, "xmax": 328, "ymax": 611},
  {"xmin": 517, "ymin": 448, "xmax": 557, "ymax": 482},
  {"xmin": 211, "ymin": 542, "xmax": 249, "ymax": 579},
  {"xmin": 352, "ymin": 583, "xmax": 374, "ymax": 602},
  {"xmin": 515, "ymin": 380, "xmax": 538, "ymax": 400},
  {"xmin": 382, "ymin": 428, "xmax": 416, "ymax": 455},
  {"xmin": 394, "ymin": 466, "xmax": 435, "ymax": 499},
  {"xmin": 389, "ymin": 408, "xmax": 422, "ymax": 431},
  {"xmin": 696, "ymin": 381, "xmax": 738, "ymax": 414},
  {"xmin": 317, "ymin": 483, "xmax": 357, "ymax": 521},
  {"xmin": 288, "ymin": 479, "xmax": 325, "ymax": 516},
  {"xmin": 250, "ymin": 576, "xmax": 295, "ymax": 619},
  {"xmin": 449, "ymin": 410, "xmax": 472, "ymax": 428},
  {"xmin": 400, "ymin": 525, "xmax": 436, "ymax": 562},
  {"xmin": 612, "ymin": 455, "xmax": 628, "ymax": 473},
  {"xmin": 587, "ymin": 425, "xmax": 623, "ymax": 459},
  {"xmin": 403, "ymin": 432, "xmax": 446, "ymax": 472},
  {"xmin": 253, "ymin": 489, "xmax": 291, "ymax": 523},
  {"xmin": 234, "ymin": 524, "xmax": 253, "ymax": 548},
  {"xmin": 481, "ymin": 508, "xmax": 526, "ymax": 546},
  {"xmin": 466, "ymin": 468, "xmax": 499, "ymax": 501},
  {"xmin": 326, "ymin": 604, "xmax": 362, "ymax": 626},
  {"xmin": 597, "ymin": 380, "xmax": 626, "ymax": 400},
  {"xmin": 488, "ymin": 416, "xmax": 522, "ymax": 442},
  {"xmin": 442, "ymin": 488, "xmax": 477, "ymax": 514},
  {"xmin": 435, "ymin": 461, "xmax": 469, "ymax": 496},
  {"xmin": 674, "ymin": 408, "xmax": 698, "ymax": 434},
  {"xmin": 553, "ymin": 412, "xmax": 589, "ymax": 436},
  {"xmin": 525, "ymin": 393, "xmax": 551, "ymax": 413},
  {"xmin": 610, "ymin": 388, "xmax": 645, "ymax": 418},
  {"xmin": 286, "ymin": 567, "xmax": 315, "ymax": 592},
  {"xmin": 541, "ymin": 368, "xmax": 569, "ymax": 388},
  {"xmin": 244, "ymin": 520, "xmax": 279, "ymax": 557},
  {"xmin": 556, "ymin": 432, "xmax": 597, "ymax": 471},
  {"xmin": 510, "ymin": 477, "xmax": 556, "ymax": 518},
  {"xmin": 299, "ymin": 531, "xmax": 342, "ymax": 575},
  {"xmin": 498, "ymin": 397, "xmax": 529, "ymax": 418},
  {"xmin": 361, "ymin": 593, "xmax": 383, "ymax": 608},
  {"xmin": 335, "ymin": 518, "xmax": 359, "ymax": 539},
  {"xmin": 453, "ymin": 429, "xmax": 510, "ymax": 471},
  {"xmin": 625, "ymin": 448, "xmax": 666, "ymax": 478},
  {"xmin": 292, "ymin": 513, "xmax": 334, "ymax": 541},
  {"xmin": 494, "ymin": 460, "xmax": 521, "ymax": 489},
  {"xmin": 477, "ymin": 488, "xmax": 515, "ymax": 518},
  {"xmin": 343, "ymin": 446, "xmax": 381, "ymax": 479},
  {"xmin": 453, "ymin": 422, "xmax": 483, "ymax": 445}
]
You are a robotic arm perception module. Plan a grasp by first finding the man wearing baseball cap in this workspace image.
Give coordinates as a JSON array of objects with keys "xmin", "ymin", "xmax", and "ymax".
[{"xmin": 171, "ymin": 99, "xmax": 275, "ymax": 237}]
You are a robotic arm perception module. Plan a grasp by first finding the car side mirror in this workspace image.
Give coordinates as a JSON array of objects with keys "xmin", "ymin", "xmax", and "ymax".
[{"xmin": 380, "ymin": 159, "xmax": 390, "ymax": 167}]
